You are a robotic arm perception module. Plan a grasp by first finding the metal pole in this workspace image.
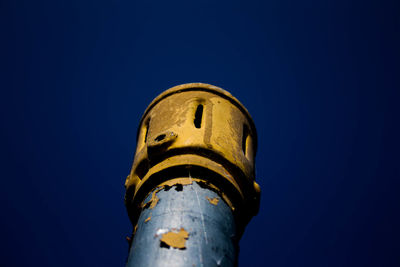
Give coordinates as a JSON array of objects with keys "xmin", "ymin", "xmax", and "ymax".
[
  {"xmin": 126, "ymin": 178, "xmax": 237, "ymax": 267},
  {"xmin": 124, "ymin": 83, "xmax": 260, "ymax": 267}
]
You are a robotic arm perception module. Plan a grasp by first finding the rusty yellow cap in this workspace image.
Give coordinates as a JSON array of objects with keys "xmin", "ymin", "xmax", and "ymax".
[{"xmin": 125, "ymin": 83, "xmax": 260, "ymax": 228}]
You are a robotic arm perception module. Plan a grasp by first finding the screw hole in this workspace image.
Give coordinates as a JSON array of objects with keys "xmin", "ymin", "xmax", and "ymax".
[{"xmin": 155, "ymin": 134, "xmax": 166, "ymax": 142}]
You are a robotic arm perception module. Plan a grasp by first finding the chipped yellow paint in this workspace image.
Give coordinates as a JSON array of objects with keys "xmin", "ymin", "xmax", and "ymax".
[
  {"xmin": 206, "ymin": 196, "xmax": 219, "ymax": 205},
  {"xmin": 125, "ymin": 83, "xmax": 260, "ymax": 229},
  {"xmin": 142, "ymin": 190, "xmax": 160, "ymax": 209},
  {"xmin": 160, "ymin": 228, "xmax": 189, "ymax": 249},
  {"xmin": 193, "ymin": 179, "xmax": 234, "ymax": 210},
  {"xmin": 149, "ymin": 195, "xmax": 159, "ymax": 209},
  {"xmin": 160, "ymin": 178, "xmax": 193, "ymax": 187},
  {"xmin": 144, "ymin": 216, "xmax": 151, "ymax": 223},
  {"xmin": 159, "ymin": 178, "xmax": 232, "ymax": 210}
]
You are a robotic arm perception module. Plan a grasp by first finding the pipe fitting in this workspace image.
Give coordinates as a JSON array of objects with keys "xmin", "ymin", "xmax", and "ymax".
[{"xmin": 125, "ymin": 83, "xmax": 260, "ymax": 230}]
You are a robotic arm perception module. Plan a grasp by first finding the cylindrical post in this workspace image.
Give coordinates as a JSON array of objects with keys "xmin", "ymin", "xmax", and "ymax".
[
  {"xmin": 127, "ymin": 178, "xmax": 237, "ymax": 267},
  {"xmin": 124, "ymin": 83, "xmax": 260, "ymax": 266}
]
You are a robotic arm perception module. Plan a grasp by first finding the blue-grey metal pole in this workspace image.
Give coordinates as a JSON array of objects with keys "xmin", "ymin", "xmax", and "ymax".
[{"xmin": 126, "ymin": 180, "xmax": 237, "ymax": 267}]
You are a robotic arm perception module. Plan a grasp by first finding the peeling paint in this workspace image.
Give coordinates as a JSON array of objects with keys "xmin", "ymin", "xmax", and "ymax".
[
  {"xmin": 161, "ymin": 178, "xmax": 193, "ymax": 187},
  {"xmin": 142, "ymin": 190, "xmax": 160, "ymax": 209},
  {"xmin": 125, "ymin": 83, "xmax": 257, "ymax": 266},
  {"xmin": 149, "ymin": 194, "xmax": 159, "ymax": 209},
  {"xmin": 206, "ymin": 196, "xmax": 219, "ymax": 205},
  {"xmin": 142, "ymin": 179, "xmax": 194, "ymax": 211},
  {"xmin": 125, "ymin": 84, "xmax": 261, "ymax": 244},
  {"xmin": 160, "ymin": 228, "xmax": 189, "ymax": 249},
  {"xmin": 195, "ymin": 180, "xmax": 233, "ymax": 210}
]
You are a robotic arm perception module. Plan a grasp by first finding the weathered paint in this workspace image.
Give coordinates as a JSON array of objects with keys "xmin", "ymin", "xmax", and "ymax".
[
  {"xmin": 206, "ymin": 196, "xmax": 220, "ymax": 205},
  {"xmin": 127, "ymin": 181, "xmax": 237, "ymax": 267},
  {"xmin": 160, "ymin": 228, "xmax": 189, "ymax": 249},
  {"xmin": 125, "ymin": 83, "xmax": 260, "ymax": 231},
  {"xmin": 124, "ymin": 83, "xmax": 260, "ymax": 266}
]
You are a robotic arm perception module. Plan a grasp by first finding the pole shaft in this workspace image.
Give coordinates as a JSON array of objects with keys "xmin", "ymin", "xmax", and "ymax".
[{"xmin": 127, "ymin": 180, "xmax": 237, "ymax": 267}]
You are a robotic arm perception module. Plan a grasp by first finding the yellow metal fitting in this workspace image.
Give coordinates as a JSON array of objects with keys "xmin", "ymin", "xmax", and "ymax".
[{"xmin": 125, "ymin": 83, "xmax": 260, "ymax": 229}]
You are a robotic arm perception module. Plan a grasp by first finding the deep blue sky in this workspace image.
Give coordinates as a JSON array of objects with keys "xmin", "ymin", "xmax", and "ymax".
[{"xmin": 1, "ymin": 0, "xmax": 399, "ymax": 266}]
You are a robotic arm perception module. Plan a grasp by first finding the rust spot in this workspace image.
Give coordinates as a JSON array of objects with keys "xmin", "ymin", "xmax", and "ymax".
[
  {"xmin": 144, "ymin": 216, "xmax": 151, "ymax": 223},
  {"xmin": 206, "ymin": 196, "xmax": 219, "ymax": 205},
  {"xmin": 160, "ymin": 228, "xmax": 189, "ymax": 249}
]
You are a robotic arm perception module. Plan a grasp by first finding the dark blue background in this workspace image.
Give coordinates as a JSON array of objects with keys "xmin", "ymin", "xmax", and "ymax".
[{"xmin": 1, "ymin": 0, "xmax": 399, "ymax": 266}]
